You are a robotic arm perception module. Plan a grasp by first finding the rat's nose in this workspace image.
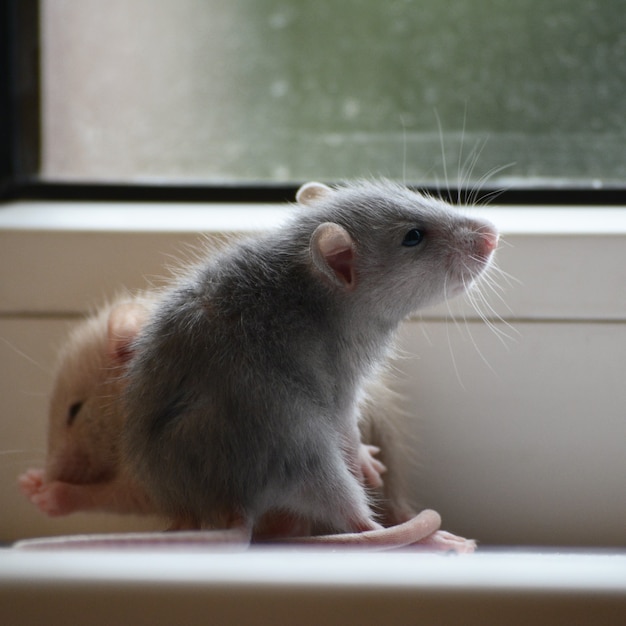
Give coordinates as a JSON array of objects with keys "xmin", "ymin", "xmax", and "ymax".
[
  {"xmin": 469, "ymin": 220, "xmax": 499, "ymax": 258},
  {"xmin": 481, "ymin": 228, "xmax": 499, "ymax": 253}
]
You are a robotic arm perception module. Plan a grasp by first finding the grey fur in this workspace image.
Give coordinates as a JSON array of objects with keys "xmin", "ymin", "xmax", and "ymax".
[{"xmin": 122, "ymin": 179, "xmax": 497, "ymax": 533}]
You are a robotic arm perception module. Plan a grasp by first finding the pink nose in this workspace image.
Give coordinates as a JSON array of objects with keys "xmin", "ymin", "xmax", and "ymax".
[
  {"xmin": 481, "ymin": 229, "xmax": 499, "ymax": 253},
  {"xmin": 470, "ymin": 220, "xmax": 499, "ymax": 258}
]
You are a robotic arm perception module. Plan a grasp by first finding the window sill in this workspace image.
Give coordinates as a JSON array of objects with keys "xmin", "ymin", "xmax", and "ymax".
[
  {"xmin": 1, "ymin": 200, "xmax": 626, "ymax": 234},
  {"xmin": 1, "ymin": 548, "xmax": 625, "ymax": 625},
  {"xmin": 1, "ymin": 201, "xmax": 625, "ymax": 319}
]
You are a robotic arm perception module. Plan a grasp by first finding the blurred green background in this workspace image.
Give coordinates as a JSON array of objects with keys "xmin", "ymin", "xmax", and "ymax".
[{"xmin": 42, "ymin": 0, "xmax": 626, "ymax": 187}]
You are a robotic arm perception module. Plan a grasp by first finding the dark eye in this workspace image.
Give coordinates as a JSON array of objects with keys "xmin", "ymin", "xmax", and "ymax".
[
  {"xmin": 67, "ymin": 402, "xmax": 83, "ymax": 427},
  {"xmin": 402, "ymin": 229, "xmax": 424, "ymax": 247}
]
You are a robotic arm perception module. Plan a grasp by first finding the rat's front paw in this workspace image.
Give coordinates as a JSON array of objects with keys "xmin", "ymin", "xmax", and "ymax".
[
  {"xmin": 18, "ymin": 468, "xmax": 46, "ymax": 499},
  {"xmin": 31, "ymin": 482, "xmax": 80, "ymax": 517},
  {"xmin": 18, "ymin": 471, "xmax": 79, "ymax": 517},
  {"xmin": 358, "ymin": 444, "xmax": 387, "ymax": 489}
]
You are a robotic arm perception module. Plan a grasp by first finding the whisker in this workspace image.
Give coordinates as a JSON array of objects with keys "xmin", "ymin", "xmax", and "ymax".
[
  {"xmin": 460, "ymin": 138, "xmax": 489, "ymax": 200},
  {"xmin": 484, "ymin": 260, "xmax": 523, "ymax": 288},
  {"xmin": 0, "ymin": 448, "xmax": 46, "ymax": 474},
  {"xmin": 0, "ymin": 448, "xmax": 44, "ymax": 457},
  {"xmin": 465, "ymin": 270, "xmax": 520, "ymax": 345},
  {"xmin": 476, "ymin": 186, "xmax": 507, "ymax": 206},
  {"xmin": 456, "ymin": 102, "xmax": 470, "ymax": 206},
  {"xmin": 467, "ymin": 288, "xmax": 518, "ymax": 345},
  {"xmin": 470, "ymin": 162, "xmax": 515, "ymax": 206},
  {"xmin": 434, "ymin": 108, "xmax": 451, "ymax": 200},
  {"xmin": 0, "ymin": 337, "xmax": 51, "ymax": 374},
  {"xmin": 15, "ymin": 390, "xmax": 49, "ymax": 400},
  {"xmin": 417, "ymin": 312, "xmax": 434, "ymax": 347},
  {"xmin": 399, "ymin": 114, "xmax": 408, "ymax": 186},
  {"xmin": 443, "ymin": 273, "xmax": 467, "ymax": 390},
  {"xmin": 460, "ymin": 293, "xmax": 501, "ymax": 377},
  {"xmin": 477, "ymin": 269, "xmax": 516, "ymax": 312},
  {"xmin": 496, "ymin": 237, "xmax": 515, "ymax": 250}
]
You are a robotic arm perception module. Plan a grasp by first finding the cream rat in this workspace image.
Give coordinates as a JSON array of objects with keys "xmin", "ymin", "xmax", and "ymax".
[
  {"xmin": 18, "ymin": 291, "xmax": 451, "ymax": 548},
  {"xmin": 121, "ymin": 179, "xmax": 498, "ymax": 545},
  {"xmin": 18, "ymin": 294, "xmax": 158, "ymax": 518}
]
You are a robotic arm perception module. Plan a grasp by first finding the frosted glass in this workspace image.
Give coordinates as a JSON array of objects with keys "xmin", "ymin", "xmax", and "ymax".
[{"xmin": 41, "ymin": 0, "xmax": 626, "ymax": 187}]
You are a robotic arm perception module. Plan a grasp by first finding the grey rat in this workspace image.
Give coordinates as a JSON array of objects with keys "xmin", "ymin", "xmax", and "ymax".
[
  {"xmin": 121, "ymin": 179, "xmax": 497, "ymax": 544},
  {"xmin": 18, "ymin": 291, "xmax": 432, "ymax": 544}
]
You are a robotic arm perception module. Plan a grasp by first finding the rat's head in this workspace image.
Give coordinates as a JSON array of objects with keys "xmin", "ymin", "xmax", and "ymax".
[
  {"xmin": 296, "ymin": 179, "xmax": 498, "ymax": 322},
  {"xmin": 46, "ymin": 298, "xmax": 151, "ymax": 484}
]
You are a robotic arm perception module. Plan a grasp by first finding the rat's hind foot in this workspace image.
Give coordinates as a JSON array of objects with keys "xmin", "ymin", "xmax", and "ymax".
[{"xmin": 358, "ymin": 444, "xmax": 387, "ymax": 488}]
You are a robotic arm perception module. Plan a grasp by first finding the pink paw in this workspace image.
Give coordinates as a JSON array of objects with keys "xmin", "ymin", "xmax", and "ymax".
[
  {"xmin": 18, "ymin": 468, "xmax": 45, "ymax": 499},
  {"xmin": 415, "ymin": 529, "xmax": 477, "ymax": 554},
  {"xmin": 358, "ymin": 444, "xmax": 387, "ymax": 488},
  {"xmin": 18, "ymin": 469, "xmax": 77, "ymax": 517}
]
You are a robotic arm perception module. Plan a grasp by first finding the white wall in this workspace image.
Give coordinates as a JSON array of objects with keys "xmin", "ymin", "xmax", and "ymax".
[{"xmin": 1, "ymin": 202, "xmax": 625, "ymax": 546}]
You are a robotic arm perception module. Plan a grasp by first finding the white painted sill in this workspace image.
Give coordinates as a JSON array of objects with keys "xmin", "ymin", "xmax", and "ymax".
[
  {"xmin": 2, "ymin": 200, "xmax": 626, "ymax": 233},
  {"xmin": 1, "ymin": 201, "xmax": 626, "ymax": 320},
  {"xmin": 1, "ymin": 549, "xmax": 625, "ymax": 626}
]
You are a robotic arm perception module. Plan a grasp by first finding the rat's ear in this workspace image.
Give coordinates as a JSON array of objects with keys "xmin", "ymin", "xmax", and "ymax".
[
  {"xmin": 310, "ymin": 223, "xmax": 356, "ymax": 291},
  {"xmin": 107, "ymin": 301, "xmax": 149, "ymax": 364},
  {"xmin": 296, "ymin": 182, "xmax": 333, "ymax": 206}
]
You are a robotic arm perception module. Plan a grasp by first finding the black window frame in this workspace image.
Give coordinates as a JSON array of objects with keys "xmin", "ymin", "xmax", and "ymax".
[{"xmin": 2, "ymin": 0, "xmax": 625, "ymax": 207}]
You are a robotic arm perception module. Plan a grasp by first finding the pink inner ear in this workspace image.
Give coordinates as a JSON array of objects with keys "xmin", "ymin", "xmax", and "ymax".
[
  {"xmin": 107, "ymin": 326, "xmax": 135, "ymax": 364},
  {"xmin": 107, "ymin": 305, "xmax": 145, "ymax": 364},
  {"xmin": 109, "ymin": 334, "xmax": 134, "ymax": 364},
  {"xmin": 326, "ymin": 247, "xmax": 355, "ymax": 289}
]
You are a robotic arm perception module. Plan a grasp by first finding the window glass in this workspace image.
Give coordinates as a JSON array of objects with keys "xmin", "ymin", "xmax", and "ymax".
[{"xmin": 41, "ymin": 0, "xmax": 626, "ymax": 188}]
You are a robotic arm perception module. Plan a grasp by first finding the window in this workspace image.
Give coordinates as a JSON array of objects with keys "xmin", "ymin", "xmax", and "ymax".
[{"xmin": 3, "ymin": 0, "xmax": 626, "ymax": 202}]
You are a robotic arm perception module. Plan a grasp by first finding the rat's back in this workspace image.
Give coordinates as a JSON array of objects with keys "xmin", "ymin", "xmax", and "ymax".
[{"xmin": 122, "ymin": 232, "xmax": 363, "ymax": 530}]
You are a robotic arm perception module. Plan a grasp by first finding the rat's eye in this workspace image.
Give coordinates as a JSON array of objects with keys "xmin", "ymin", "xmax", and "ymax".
[
  {"xmin": 67, "ymin": 402, "xmax": 83, "ymax": 427},
  {"xmin": 401, "ymin": 229, "xmax": 424, "ymax": 247}
]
